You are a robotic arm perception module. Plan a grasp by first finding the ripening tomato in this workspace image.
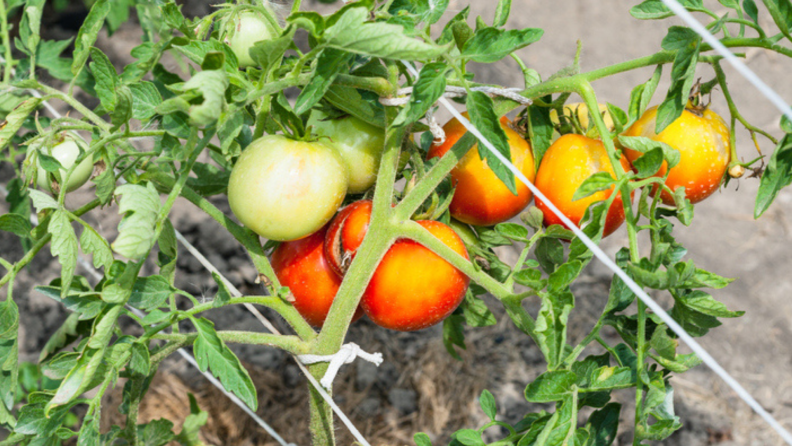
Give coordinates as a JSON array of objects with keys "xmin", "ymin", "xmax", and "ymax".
[
  {"xmin": 31, "ymin": 138, "xmax": 94, "ymax": 194},
  {"xmin": 221, "ymin": 10, "xmax": 277, "ymax": 68},
  {"xmin": 227, "ymin": 135, "xmax": 349, "ymax": 241},
  {"xmin": 534, "ymin": 134, "xmax": 631, "ymax": 237},
  {"xmin": 271, "ymin": 225, "xmax": 362, "ymax": 327},
  {"xmin": 307, "ymin": 111, "xmax": 385, "ymax": 194},
  {"xmin": 623, "ymin": 105, "xmax": 730, "ymax": 205},
  {"xmin": 361, "ymin": 220, "xmax": 469, "ymax": 332},
  {"xmin": 549, "ymin": 102, "xmax": 615, "ymax": 132},
  {"xmin": 324, "ymin": 200, "xmax": 372, "ymax": 277},
  {"xmin": 428, "ymin": 114, "xmax": 536, "ymax": 227}
]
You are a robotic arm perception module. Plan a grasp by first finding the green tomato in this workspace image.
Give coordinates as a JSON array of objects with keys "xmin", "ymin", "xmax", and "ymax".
[
  {"xmin": 222, "ymin": 10, "xmax": 276, "ymax": 68},
  {"xmin": 35, "ymin": 139, "xmax": 94, "ymax": 194},
  {"xmin": 227, "ymin": 135, "xmax": 349, "ymax": 241},
  {"xmin": 307, "ymin": 111, "xmax": 385, "ymax": 194}
]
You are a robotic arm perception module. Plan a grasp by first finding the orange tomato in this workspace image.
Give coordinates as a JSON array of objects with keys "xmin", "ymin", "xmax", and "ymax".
[
  {"xmin": 534, "ymin": 134, "xmax": 631, "ymax": 238},
  {"xmin": 427, "ymin": 114, "xmax": 536, "ymax": 226},
  {"xmin": 361, "ymin": 220, "xmax": 469, "ymax": 332},
  {"xmin": 623, "ymin": 105, "xmax": 730, "ymax": 205},
  {"xmin": 271, "ymin": 225, "xmax": 362, "ymax": 327}
]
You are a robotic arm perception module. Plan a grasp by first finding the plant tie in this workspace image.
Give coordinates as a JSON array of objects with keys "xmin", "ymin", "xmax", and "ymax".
[{"xmin": 298, "ymin": 343, "xmax": 383, "ymax": 390}]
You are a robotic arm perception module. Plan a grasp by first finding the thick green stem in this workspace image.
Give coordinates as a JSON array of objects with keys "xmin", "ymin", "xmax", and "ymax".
[
  {"xmin": 633, "ymin": 300, "xmax": 647, "ymax": 445},
  {"xmin": 124, "ymin": 376, "xmax": 145, "ymax": 446},
  {"xmin": 0, "ymin": 0, "xmax": 12, "ymax": 84},
  {"xmin": 152, "ymin": 331, "xmax": 308, "ymax": 354}
]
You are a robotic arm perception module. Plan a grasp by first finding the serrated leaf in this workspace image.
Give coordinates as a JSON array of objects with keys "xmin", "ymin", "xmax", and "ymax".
[
  {"xmin": 112, "ymin": 183, "xmax": 161, "ymax": 261},
  {"xmin": 495, "ymin": 222, "xmax": 528, "ymax": 241},
  {"xmin": 249, "ymin": 31, "xmax": 294, "ymax": 74},
  {"xmin": 618, "ymin": 135, "xmax": 680, "ymax": 169},
  {"xmin": 129, "ymin": 82, "xmax": 162, "ymax": 121},
  {"xmin": 128, "ymin": 276, "xmax": 175, "ymax": 310},
  {"xmin": 36, "ymin": 286, "xmax": 106, "ymax": 320},
  {"xmin": 461, "ymin": 26, "xmax": 542, "ymax": 63},
  {"xmin": 525, "ymin": 370, "xmax": 576, "ymax": 402},
  {"xmin": 79, "ymin": 227, "xmax": 114, "ymax": 271},
  {"xmin": 462, "ymin": 292, "xmax": 496, "ymax": 327},
  {"xmin": 49, "ymin": 211, "xmax": 78, "ymax": 298},
  {"xmin": 442, "ymin": 314, "xmax": 466, "ymax": 360},
  {"xmin": 392, "ymin": 62, "xmax": 448, "ymax": 128},
  {"xmin": 295, "ymin": 48, "xmax": 354, "ymax": 115},
  {"xmin": 762, "ymin": 0, "xmax": 792, "ymax": 42},
  {"xmin": 212, "ymin": 273, "xmax": 232, "ymax": 308},
  {"xmin": 0, "ymin": 98, "xmax": 42, "ymax": 152},
  {"xmin": 630, "ymin": 0, "xmax": 675, "ymax": 19},
  {"xmin": 633, "ymin": 147, "xmax": 665, "ymax": 178},
  {"xmin": 661, "ymin": 26, "xmax": 699, "ymax": 50},
  {"xmin": 0, "ymin": 214, "xmax": 32, "ymax": 238},
  {"xmin": 89, "ymin": 47, "xmax": 118, "ymax": 111},
  {"xmin": 192, "ymin": 317, "xmax": 257, "ymax": 410},
  {"xmin": 656, "ymin": 37, "xmax": 700, "ymax": 133},
  {"xmin": 72, "ymin": 0, "xmax": 111, "ymax": 75},
  {"xmin": 572, "ymin": 172, "xmax": 616, "ymax": 201},
  {"xmin": 755, "ymin": 134, "xmax": 792, "ymax": 218},
  {"xmin": 466, "ymin": 91, "xmax": 516, "ymax": 194},
  {"xmin": 324, "ymin": 6, "xmax": 449, "ymax": 59}
]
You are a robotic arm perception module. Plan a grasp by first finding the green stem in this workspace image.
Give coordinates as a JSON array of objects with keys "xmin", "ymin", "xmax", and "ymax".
[
  {"xmin": 152, "ymin": 331, "xmax": 308, "ymax": 354},
  {"xmin": 124, "ymin": 376, "xmax": 145, "ymax": 446},
  {"xmin": 0, "ymin": 0, "xmax": 12, "ymax": 84},
  {"xmin": 504, "ymin": 230, "xmax": 545, "ymax": 289},
  {"xmin": 712, "ymin": 61, "xmax": 777, "ymax": 146},
  {"xmin": 633, "ymin": 300, "xmax": 647, "ymax": 445},
  {"xmin": 35, "ymin": 83, "xmax": 112, "ymax": 132}
]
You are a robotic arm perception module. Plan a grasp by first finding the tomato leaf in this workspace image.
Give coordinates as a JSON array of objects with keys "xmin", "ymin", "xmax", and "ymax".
[
  {"xmin": 48, "ymin": 211, "xmax": 78, "ymax": 298},
  {"xmin": 191, "ymin": 317, "xmax": 258, "ymax": 410},
  {"xmin": 466, "ymin": 91, "xmax": 516, "ymax": 194},
  {"xmin": 619, "ymin": 135, "xmax": 680, "ymax": 169},
  {"xmin": 525, "ymin": 370, "xmax": 577, "ymax": 402},
  {"xmin": 572, "ymin": 172, "xmax": 617, "ymax": 202},
  {"xmin": 493, "ymin": 0, "xmax": 512, "ymax": 27},
  {"xmin": 761, "ymin": 0, "xmax": 792, "ymax": 43},
  {"xmin": 112, "ymin": 183, "xmax": 161, "ymax": 261},
  {"xmin": 661, "ymin": 26, "xmax": 699, "ymax": 51},
  {"xmin": 534, "ymin": 290, "xmax": 573, "ymax": 368},
  {"xmin": 0, "ymin": 214, "xmax": 31, "ymax": 239},
  {"xmin": 323, "ymin": 6, "xmax": 449, "ymax": 59},
  {"xmin": 325, "ymin": 85, "xmax": 386, "ymax": 128},
  {"xmin": 527, "ymin": 100, "xmax": 554, "ymax": 166},
  {"xmin": 656, "ymin": 37, "xmax": 700, "ymax": 134},
  {"xmin": 128, "ymin": 276, "xmax": 176, "ymax": 311},
  {"xmin": 755, "ymin": 134, "xmax": 792, "ymax": 218},
  {"xmin": 479, "ymin": 389, "xmax": 497, "ymax": 420},
  {"xmin": 632, "ymin": 147, "xmax": 664, "ymax": 178},
  {"xmin": 461, "ymin": 292, "xmax": 496, "ymax": 327},
  {"xmin": 0, "ymin": 98, "xmax": 42, "ymax": 152},
  {"xmin": 743, "ymin": 0, "xmax": 759, "ymax": 23},
  {"xmin": 629, "ymin": 65, "xmax": 663, "ymax": 124},
  {"xmin": 393, "ymin": 63, "xmax": 449, "ymax": 128},
  {"xmin": 89, "ymin": 47, "xmax": 118, "ymax": 111},
  {"xmin": 249, "ymin": 29, "xmax": 295, "ymax": 75},
  {"xmin": 442, "ymin": 314, "xmax": 466, "ymax": 360},
  {"xmin": 71, "ymin": 0, "xmax": 110, "ymax": 76},
  {"xmin": 295, "ymin": 48, "xmax": 355, "ymax": 116},
  {"xmin": 461, "ymin": 27, "xmax": 542, "ymax": 63}
]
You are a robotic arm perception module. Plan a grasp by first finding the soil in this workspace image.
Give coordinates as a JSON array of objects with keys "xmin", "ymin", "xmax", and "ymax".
[{"xmin": 2, "ymin": 0, "xmax": 791, "ymax": 445}]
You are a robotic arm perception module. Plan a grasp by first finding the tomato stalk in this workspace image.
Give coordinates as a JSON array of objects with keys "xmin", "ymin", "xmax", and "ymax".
[{"xmin": 0, "ymin": 0, "xmax": 12, "ymax": 84}]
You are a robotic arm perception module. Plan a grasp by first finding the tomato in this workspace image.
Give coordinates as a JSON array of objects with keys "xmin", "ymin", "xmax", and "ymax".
[
  {"xmin": 534, "ymin": 134, "xmax": 631, "ymax": 238},
  {"xmin": 307, "ymin": 111, "xmax": 385, "ymax": 194},
  {"xmin": 623, "ymin": 105, "xmax": 729, "ymax": 205},
  {"xmin": 428, "ymin": 114, "xmax": 536, "ymax": 226},
  {"xmin": 549, "ymin": 102, "xmax": 615, "ymax": 132},
  {"xmin": 271, "ymin": 225, "xmax": 362, "ymax": 327},
  {"xmin": 32, "ymin": 138, "xmax": 94, "ymax": 194},
  {"xmin": 324, "ymin": 200, "xmax": 372, "ymax": 277},
  {"xmin": 227, "ymin": 135, "xmax": 349, "ymax": 241},
  {"xmin": 361, "ymin": 220, "xmax": 469, "ymax": 332},
  {"xmin": 221, "ymin": 10, "xmax": 277, "ymax": 68}
]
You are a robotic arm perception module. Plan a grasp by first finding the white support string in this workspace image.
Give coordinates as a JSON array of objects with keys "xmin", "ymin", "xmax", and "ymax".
[
  {"xmin": 660, "ymin": 0, "xmax": 792, "ymax": 123},
  {"xmin": 298, "ymin": 343, "xmax": 383, "ymax": 390},
  {"xmin": 399, "ymin": 60, "xmax": 792, "ymax": 445}
]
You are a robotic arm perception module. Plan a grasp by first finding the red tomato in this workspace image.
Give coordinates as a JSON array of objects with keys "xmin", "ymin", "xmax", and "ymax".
[
  {"xmin": 427, "ymin": 114, "xmax": 536, "ymax": 226},
  {"xmin": 324, "ymin": 200, "xmax": 372, "ymax": 277},
  {"xmin": 361, "ymin": 220, "xmax": 469, "ymax": 332},
  {"xmin": 271, "ymin": 226, "xmax": 362, "ymax": 327}
]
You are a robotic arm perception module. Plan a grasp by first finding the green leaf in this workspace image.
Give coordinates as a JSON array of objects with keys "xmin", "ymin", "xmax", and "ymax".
[
  {"xmin": 79, "ymin": 226, "xmax": 114, "ymax": 272},
  {"xmin": 618, "ymin": 135, "xmax": 680, "ymax": 169},
  {"xmin": 180, "ymin": 70, "xmax": 229, "ymax": 127},
  {"xmin": 324, "ymin": 85, "xmax": 386, "ymax": 128},
  {"xmin": 466, "ymin": 91, "xmax": 516, "ymax": 194},
  {"xmin": 89, "ymin": 47, "xmax": 118, "ymax": 111},
  {"xmin": 572, "ymin": 172, "xmax": 616, "ymax": 202},
  {"xmin": 186, "ymin": 162, "xmax": 231, "ymax": 196},
  {"xmin": 744, "ymin": 0, "xmax": 759, "ymax": 22},
  {"xmin": 762, "ymin": 0, "xmax": 792, "ymax": 42},
  {"xmin": 661, "ymin": 26, "xmax": 699, "ymax": 50},
  {"xmin": 442, "ymin": 314, "xmax": 466, "ymax": 360},
  {"xmin": 72, "ymin": 0, "xmax": 110, "ymax": 75},
  {"xmin": 49, "ymin": 211, "xmax": 78, "ymax": 298},
  {"xmin": 656, "ymin": 37, "xmax": 700, "ymax": 133},
  {"xmin": 392, "ymin": 63, "xmax": 449, "ymax": 128},
  {"xmin": 493, "ymin": 0, "xmax": 512, "ymax": 27},
  {"xmin": 756, "ymin": 134, "xmax": 792, "ymax": 218},
  {"xmin": 547, "ymin": 261, "xmax": 582, "ymax": 292},
  {"xmin": 36, "ymin": 286, "xmax": 105, "ymax": 320},
  {"xmin": 112, "ymin": 85, "xmax": 134, "ymax": 128},
  {"xmin": 586, "ymin": 403, "xmax": 621, "ymax": 446},
  {"xmin": 191, "ymin": 317, "xmax": 257, "ymax": 410},
  {"xmin": 128, "ymin": 276, "xmax": 175, "ymax": 310},
  {"xmin": 629, "ymin": 65, "xmax": 663, "ymax": 123},
  {"xmin": 535, "ymin": 290, "xmax": 573, "ymax": 368},
  {"xmin": 129, "ymin": 82, "xmax": 162, "ymax": 121},
  {"xmin": 535, "ymin": 237, "xmax": 564, "ymax": 274},
  {"xmin": 173, "ymin": 39, "xmax": 240, "ymax": 74},
  {"xmin": 454, "ymin": 429, "xmax": 485, "ymax": 446},
  {"xmin": 632, "ymin": 147, "xmax": 664, "ymax": 178},
  {"xmin": 112, "ymin": 183, "xmax": 161, "ymax": 261},
  {"xmin": 92, "ymin": 167, "xmax": 116, "ymax": 205},
  {"xmin": 461, "ymin": 27, "xmax": 542, "ymax": 63},
  {"xmin": 676, "ymin": 290, "xmax": 743, "ymax": 318},
  {"xmin": 249, "ymin": 31, "xmax": 294, "ymax": 74},
  {"xmin": 138, "ymin": 418, "xmax": 176, "ymax": 446},
  {"xmin": 88, "ymin": 304, "xmax": 122, "ymax": 349},
  {"xmin": 0, "ymin": 98, "xmax": 42, "ymax": 152},
  {"xmin": 323, "ymin": 6, "xmax": 449, "ymax": 59},
  {"xmin": 295, "ymin": 48, "xmax": 354, "ymax": 116},
  {"xmin": 525, "ymin": 370, "xmax": 577, "ymax": 402},
  {"xmin": 495, "ymin": 222, "xmax": 528, "ymax": 241},
  {"xmin": 528, "ymin": 100, "xmax": 554, "ymax": 165},
  {"xmin": 414, "ymin": 432, "xmax": 433, "ymax": 446},
  {"xmin": 462, "ymin": 292, "xmax": 496, "ymax": 327},
  {"xmin": 650, "ymin": 325, "xmax": 678, "ymax": 360},
  {"xmin": 480, "ymin": 389, "xmax": 497, "ymax": 420},
  {"xmin": 0, "ymin": 214, "xmax": 32, "ymax": 239},
  {"xmin": 630, "ymin": 0, "xmax": 675, "ymax": 19}
]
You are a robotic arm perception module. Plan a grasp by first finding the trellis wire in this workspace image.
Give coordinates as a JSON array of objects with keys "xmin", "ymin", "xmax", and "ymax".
[{"xmin": 399, "ymin": 57, "xmax": 792, "ymax": 445}]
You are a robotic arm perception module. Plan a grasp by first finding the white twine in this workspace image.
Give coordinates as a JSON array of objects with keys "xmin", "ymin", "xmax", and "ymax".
[
  {"xmin": 298, "ymin": 343, "xmax": 383, "ymax": 390},
  {"xmin": 400, "ymin": 58, "xmax": 792, "ymax": 445},
  {"xmin": 379, "ymin": 85, "xmax": 532, "ymax": 106},
  {"xmin": 427, "ymin": 110, "xmax": 446, "ymax": 144}
]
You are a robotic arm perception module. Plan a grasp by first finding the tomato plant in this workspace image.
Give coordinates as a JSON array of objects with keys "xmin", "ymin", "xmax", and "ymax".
[
  {"xmin": 227, "ymin": 134, "xmax": 349, "ymax": 241},
  {"xmin": 428, "ymin": 115, "xmax": 536, "ymax": 226},
  {"xmin": 1, "ymin": 0, "xmax": 791, "ymax": 445}
]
